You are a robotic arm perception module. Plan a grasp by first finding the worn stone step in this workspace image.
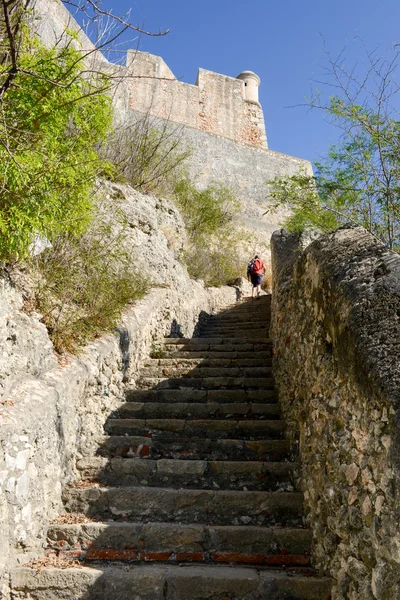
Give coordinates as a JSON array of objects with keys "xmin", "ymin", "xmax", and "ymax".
[
  {"xmin": 76, "ymin": 457, "xmax": 296, "ymax": 491},
  {"xmin": 199, "ymin": 331, "xmax": 271, "ymax": 339},
  {"xmin": 201, "ymin": 322, "xmax": 269, "ymax": 330},
  {"xmin": 163, "ymin": 343, "xmax": 272, "ymax": 354},
  {"xmin": 104, "ymin": 418, "xmax": 285, "ymax": 440},
  {"xmin": 125, "ymin": 389, "xmax": 279, "ymax": 404},
  {"xmin": 11, "ymin": 565, "xmax": 332, "ymax": 600},
  {"xmin": 159, "ymin": 350, "xmax": 273, "ymax": 360},
  {"xmin": 139, "ymin": 366, "xmax": 273, "ymax": 378},
  {"xmin": 205, "ymin": 320, "xmax": 270, "ymax": 328},
  {"xmin": 145, "ymin": 358, "xmax": 272, "ymax": 368},
  {"xmin": 205, "ymin": 319, "xmax": 270, "ymax": 328},
  {"xmin": 116, "ymin": 401, "xmax": 281, "ymax": 420},
  {"xmin": 209, "ymin": 310, "xmax": 271, "ymax": 318},
  {"xmin": 46, "ymin": 522, "xmax": 311, "ymax": 565},
  {"xmin": 137, "ymin": 376, "xmax": 275, "ymax": 390},
  {"xmin": 62, "ymin": 486, "xmax": 303, "ymax": 526},
  {"xmin": 163, "ymin": 338, "xmax": 272, "ymax": 347},
  {"xmin": 98, "ymin": 435, "xmax": 290, "ymax": 462}
]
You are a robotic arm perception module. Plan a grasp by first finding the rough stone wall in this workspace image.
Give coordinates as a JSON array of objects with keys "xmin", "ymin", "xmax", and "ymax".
[
  {"xmin": 270, "ymin": 227, "xmax": 400, "ymax": 600},
  {"xmin": 0, "ymin": 182, "xmax": 241, "ymax": 600}
]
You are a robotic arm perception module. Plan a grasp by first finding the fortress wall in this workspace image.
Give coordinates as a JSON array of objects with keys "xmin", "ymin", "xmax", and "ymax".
[
  {"xmin": 126, "ymin": 52, "xmax": 268, "ymax": 148},
  {"xmin": 123, "ymin": 109, "xmax": 311, "ymax": 236}
]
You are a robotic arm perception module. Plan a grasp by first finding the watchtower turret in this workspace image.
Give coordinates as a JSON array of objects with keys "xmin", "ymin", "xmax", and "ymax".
[{"xmin": 236, "ymin": 71, "xmax": 261, "ymax": 104}]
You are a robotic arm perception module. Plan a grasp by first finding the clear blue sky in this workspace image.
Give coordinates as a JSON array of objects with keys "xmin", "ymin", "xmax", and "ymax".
[{"xmin": 106, "ymin": 0, "xmax": 400, "ymax": 165}]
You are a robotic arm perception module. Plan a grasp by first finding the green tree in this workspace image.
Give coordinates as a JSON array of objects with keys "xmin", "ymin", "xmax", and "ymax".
[
  {"xmin": 268, "ymin": 44, "xmax": 400, "ymax": 250},
  {"xmin": 0, "ymin": 36, "xmax": 113, "ymax": 261}
]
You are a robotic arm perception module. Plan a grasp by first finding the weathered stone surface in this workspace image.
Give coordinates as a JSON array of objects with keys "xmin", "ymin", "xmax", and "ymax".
[
  {"xmin": 0, "ymin": 182, "xmax": 241, "ymax": 597},
  {"xmin": 62, "ymin": 486, "xmax": 303, "ymax": 526},
  {"xmin": 11, "ymin": 565, "xmax": 331, "ymax": 600},
  {"xmin": 271, "ymin": 226, "xmax": 400, "ymax": 600}
]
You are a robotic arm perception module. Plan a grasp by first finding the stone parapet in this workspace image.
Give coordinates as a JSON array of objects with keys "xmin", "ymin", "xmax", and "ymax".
[{"xmin": 270, "ymin": 226, "xmax": 400, "ymax": 600}]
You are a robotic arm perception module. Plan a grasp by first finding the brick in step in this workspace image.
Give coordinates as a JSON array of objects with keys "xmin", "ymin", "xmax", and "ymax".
[
  {"xmin": 46, "ymin": 522, "xmax": 311, "ymax": 565},
  {"xmin": 97, "ymin": 435, "xmax": 291, "ymax": 461}
]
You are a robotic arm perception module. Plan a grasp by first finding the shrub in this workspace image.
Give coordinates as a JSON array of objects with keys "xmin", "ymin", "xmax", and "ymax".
[
  {"xmin": 103, "ymin": 114, "xmax": 191, "ymax": 196},
  {"xmin": 0, "ymin": 35, "xmax": 112, "ymax": 261},
  {"xmin": 32, "ymin": 196, "xmax": 149, "ymax": 354},
  {"xmin": 173, "ymin": 179, "xmax": 249, "ymax": 287}
]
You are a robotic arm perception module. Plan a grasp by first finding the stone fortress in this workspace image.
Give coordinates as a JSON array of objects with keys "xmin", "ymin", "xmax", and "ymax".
[
  {"xmin": 117, "ymin": 52, "xmax": 313, "ymax": 236},
  {"xmin": 33, "ymin": 0, "xmax": 312, "ymax": 237},
  {"xmin": 4, "ymin": 3, "xmax": 400, "ymax": 600}
]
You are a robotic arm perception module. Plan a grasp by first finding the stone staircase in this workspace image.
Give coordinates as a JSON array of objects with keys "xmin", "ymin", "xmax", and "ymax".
[{"xmin": 11, "ymin": 296, "xmax": 331, "ymax": 599}]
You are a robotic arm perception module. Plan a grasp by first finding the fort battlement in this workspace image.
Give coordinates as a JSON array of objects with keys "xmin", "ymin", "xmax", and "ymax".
[
  {"xmin": 32, "ymin": 0, "xmax": 312, "ymax": 237},
  {"xmin": 125, "ymin": 51, "xmax": 268, "ymax": 149}
]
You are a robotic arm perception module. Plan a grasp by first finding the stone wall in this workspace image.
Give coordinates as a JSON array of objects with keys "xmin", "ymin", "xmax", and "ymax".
[
  {"xmin": 118, "ymin": 109, "xmax": 311, "ymax": 241},
  {"xmin": 270, "ymin": 226, "xmax": 400, "ymax": 600},
  {"xmin": 0, "ymin": 182, "xmax": 242, "ymax": 600}
]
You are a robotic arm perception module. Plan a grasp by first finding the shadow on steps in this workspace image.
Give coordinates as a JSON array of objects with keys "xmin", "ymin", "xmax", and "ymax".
[{"xmin": 11, "ymin": 296, "xmax": 332, "ymax": 600}]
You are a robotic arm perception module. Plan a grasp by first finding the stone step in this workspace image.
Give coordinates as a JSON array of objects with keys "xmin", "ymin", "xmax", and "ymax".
[
  {"xmin": 11, "ymin": 565, "xmax": 332, "ymax": 600},
  {"xmin": 115, "ymin": 401, "xmax": 281, "ymax": 420},
  {"xmin": 145, "ymin": 358, "xmax": 272, "ymax": 367},
  {"xmin": 104, "ymin": 418, "xmax": 286, "ymax": 440},
  {"xmin": 46, "ymin": 522, "xmax": 311, "ymax": 565},
  {"xmin": 62, "ymin": 486, "xmax": 303, "ymax": 526},
  {"xmin": 199, "ymin": 331, "xmax": 270, "ymax": 339},
  {"xmin": 139, "ymin": 366, "xmax": 272, "ymax": 378},
  {"xmin": 97, "ymin": 435, "xmax": 290, "ymax": 461},
  {"xmin": 163, "ymin": 338, "xmax": 272, "ymax": 347},
  {"xmin": 201, "ymin": 322, "xmax": 269, "ymax": 330},
  {"xmin": 76, "ymin": 457, "xmax": 296, "ymax": 491},
  {"xmin": 136, "ymin": 376, "xmax": 275, "ymax": 390},
  {"xmin": 205, "ymin": 318, "xmax": 270, "ymax": 327},
  {"xmin": 163, "ymin": 342, "xmax": 272, "ymax": 354},
  {"xmin": 209, "ymin": 309, "xmax": 271, "ymax": 317},
  {"xmin": 159, "ymin": 350, "xmax": 273, "ymax": 359},
  {"xmin": 125, "ymin": 389, "xmax": 278, "ymax": 404}
]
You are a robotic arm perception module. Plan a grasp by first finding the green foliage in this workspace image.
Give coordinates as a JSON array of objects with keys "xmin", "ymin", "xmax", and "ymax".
[
  {"xmin": 32, "ymin": 197, "xmax": 149, "ymax": 354},
  {"xmin": 268, "ymin": 103, "xmax": 400, "ymax": 249},
  {"xmin": 272, "ymin": 44, "xmax": 400, "ymax": 250},
  {"xmin": 173, "ymin": 178, "xmax": 248, "ymax": 287},
  {"xmin": 174, "ymin": 178, "xmax": 241, "ymax": 237},
  {"xmin": 0, "ymin": 35, "xmax": 113, "ymax": 261},
  {"xmin": 183, "ymin": 228, "xmax": 249, "ymax": 288},
  {"xmin": 104, "ymin": 115, "xmax": 191, "ymax": 195},
  {"xmin": 267, "ymin": 172, "xmax": 339, "ymax": 234},
  {"xmin": 150, "ymin": 344, "xmax": 165, "ymax": 359}
]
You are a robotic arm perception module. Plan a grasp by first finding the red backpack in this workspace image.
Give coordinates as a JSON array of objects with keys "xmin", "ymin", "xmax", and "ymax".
[{"xmin": 251, "ymin": 258, "xmax": 262, "ymax": 273}]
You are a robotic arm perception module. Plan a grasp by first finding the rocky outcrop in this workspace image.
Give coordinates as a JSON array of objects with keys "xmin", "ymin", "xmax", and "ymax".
[
  {"xmin": 270, "ymin": 226, "xmax": 400, "ymax": 600},
  {"xmin": 0, "ymin": 182, "xmax": 244, "ymax": 599}
]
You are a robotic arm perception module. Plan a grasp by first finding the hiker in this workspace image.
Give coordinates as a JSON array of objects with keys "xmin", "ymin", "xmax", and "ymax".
[{"xmin": 247, "ymin": 254, "xmax": 266, "ymax": 298}]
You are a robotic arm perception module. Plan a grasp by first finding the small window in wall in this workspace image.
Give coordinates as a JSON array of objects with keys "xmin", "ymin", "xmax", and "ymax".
[{"xmin": 244, "ymin": 82, "xmax": 247, "ymax": 86}]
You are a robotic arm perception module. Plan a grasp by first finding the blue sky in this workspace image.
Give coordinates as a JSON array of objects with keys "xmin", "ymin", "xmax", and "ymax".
[{"xmin": 105, "ymin": 0, "xmax": 400, "ymax": 165}]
